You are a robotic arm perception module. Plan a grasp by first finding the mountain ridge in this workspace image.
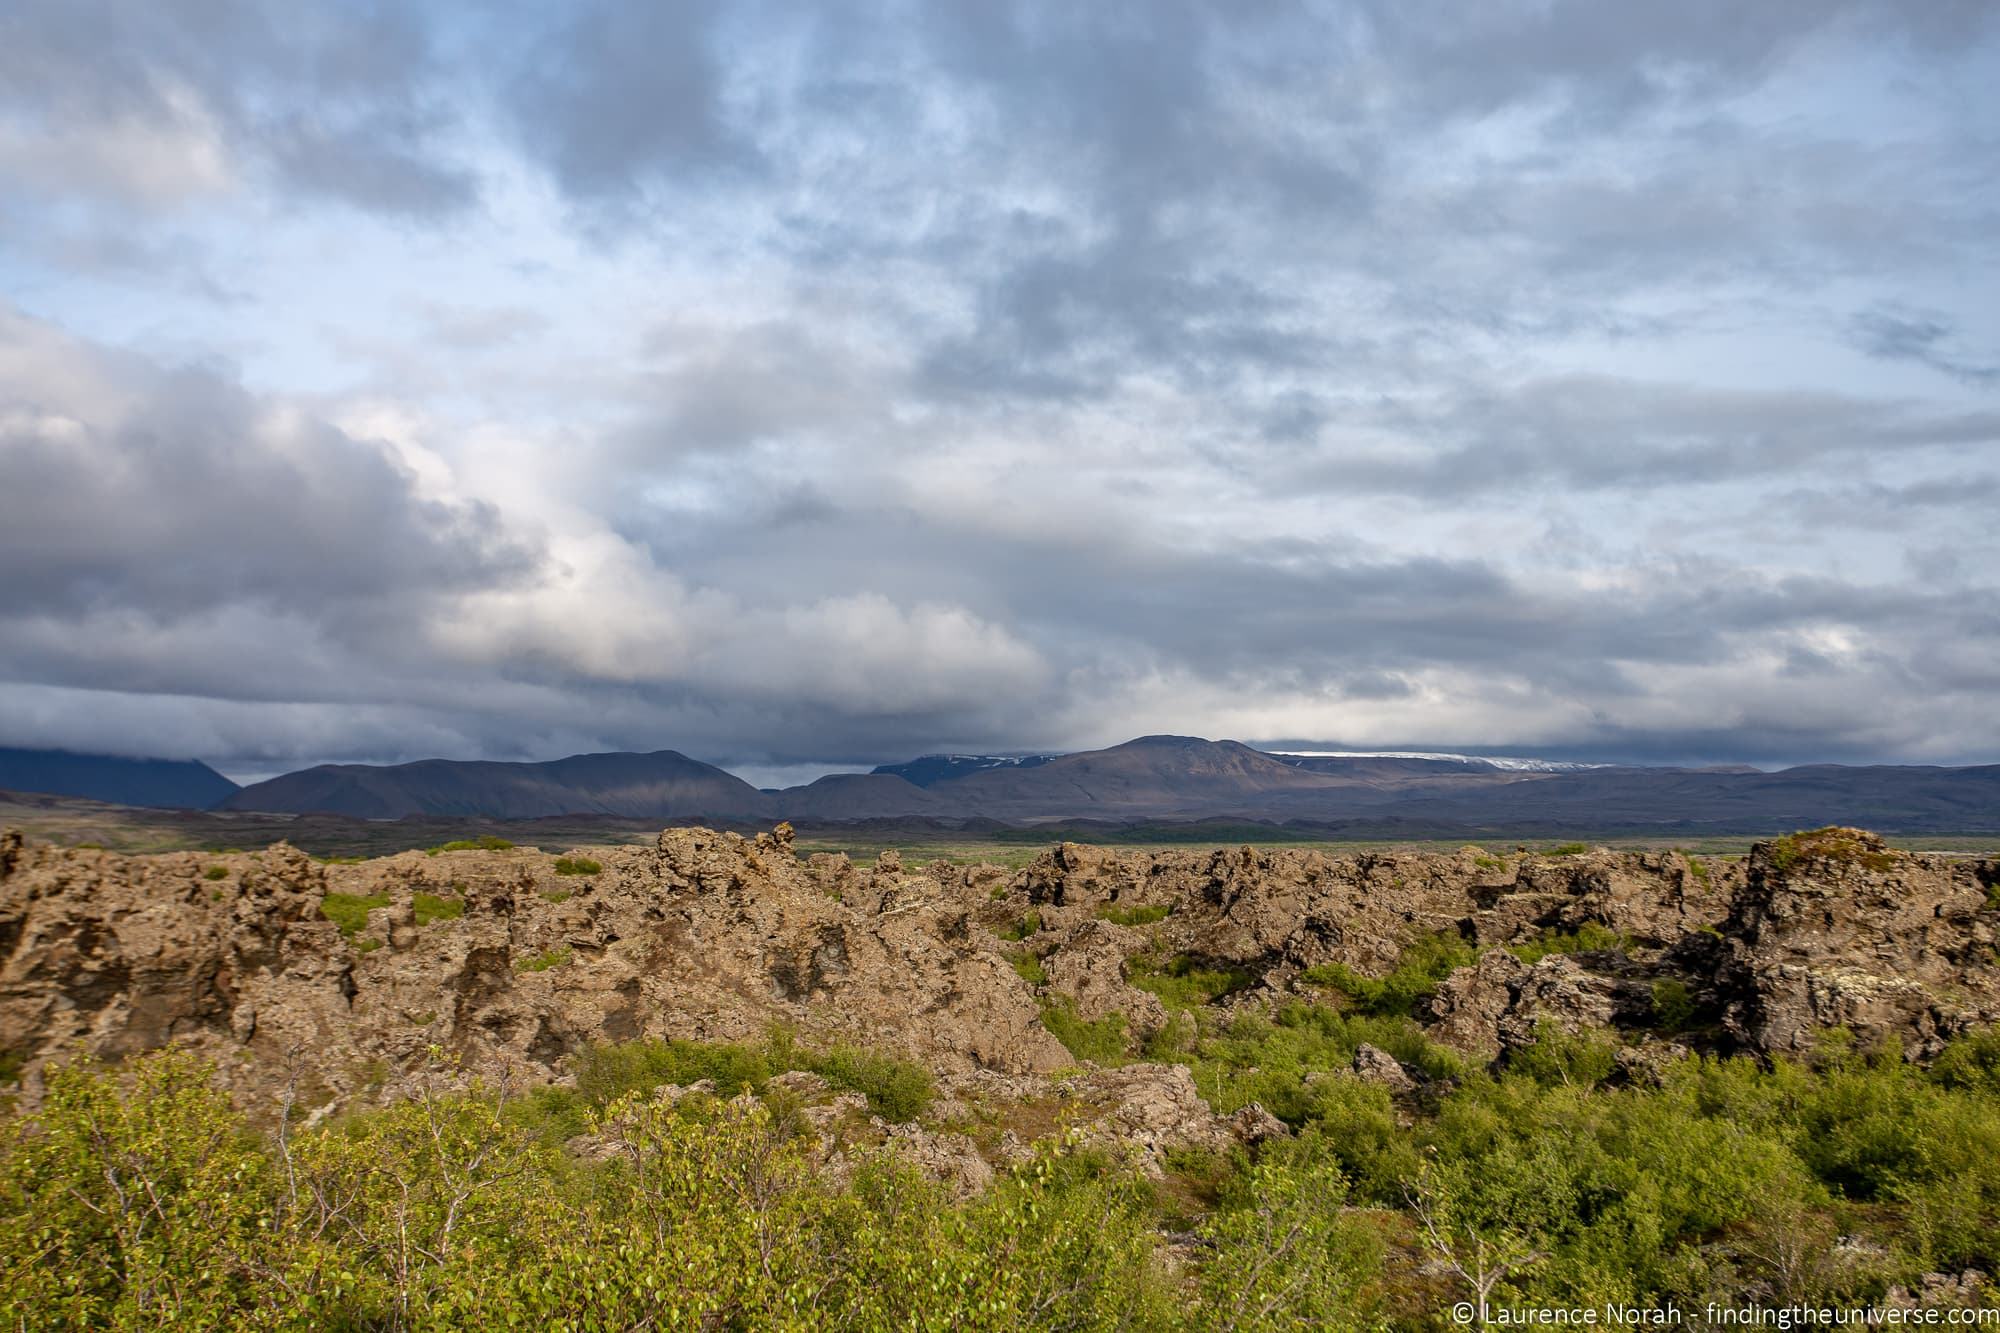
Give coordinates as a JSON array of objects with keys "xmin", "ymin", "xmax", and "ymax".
[
  {"xmin": 0, "ymin": 747, "xmax": 240, "ymax": 810},
  {"xmin": 9, "ymin": 738, "xmax": 1998, "ymax": 834}
]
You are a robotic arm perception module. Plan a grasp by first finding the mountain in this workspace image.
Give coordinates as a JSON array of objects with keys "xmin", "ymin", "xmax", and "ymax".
[
  {"xmin": 1269, "ymin": 751, "xmax": 1609, "ymax": 777},
  {"xmin": 870, "ymin": 754, "xmax": 1060, "ymax": 788},
  {"xmin": 223, "ymin": 751, "xmax": 769, "ymax": 820},
  {"xmin": 206, "ymin": 735, "xmax": 2000, "ymax": 834},
  {"xmin": 932, "ymin": 735, "xmax": 1346, "ymax": 817},
  {"xmin": 773, "ymin": 774, "xmax": 954, "ymax": 820},
  {"xmin": 0, "ymin": 747, "xmax": 239, "ymax": 810}
]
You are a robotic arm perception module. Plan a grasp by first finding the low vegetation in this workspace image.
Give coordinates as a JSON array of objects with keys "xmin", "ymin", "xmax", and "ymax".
[
  {"xmin": 1040, "ymin": 996, "xmax": 1129, "ymax": 1065},
  {"xmin": 513, "ymin": 945, "xmax": 571, "ymax": 973},
  {"xmin": 997, "ymin": 910, "xmax": 1042, "ymax": 941},
  {"xmin": 552, "ymin": 855, "xmax": 601, "ymax": 876},
  {"xmin": 318, "ymin": 891, "xmax": 391, "ymax": 938},
  {"xmin": 1507, "ymin": 920, "xmax": 1632, "ymax": 963},
  {"xmin": 14, "ymin": 1026, "xmax": 2000, "ymax": 1326},
  {"xmin": 1770, "ymin": 826, "xmax": 1898, "ymax": 873},
  {"xmin": 410, "ymin": 891, "xmax": 463, "ymax": 926},
  {"xmin": 1127, "ymin": 952, "xmax": 1253, "ymax": 1009},
  {"xmin": 1008, "ymin": 949, "xmax": 1047, "ymax": 985},
  {"xmin": 1302, "ymin": 928, "xmax": 1478, "ymax": 1017},
  {"xmin": 426, "ymin": 835, "xmax": 515, "ymax": 855},
  {"xmin": 1097, "ymin": 902, "xmax": 1172, "ymax": 926},
  {"xmin": 558, "ymin": 1031, "xmax": 934, "ymax": 1125}
]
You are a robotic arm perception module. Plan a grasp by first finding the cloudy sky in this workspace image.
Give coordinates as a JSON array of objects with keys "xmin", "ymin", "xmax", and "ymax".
[{"xmin": 2, "ymin": 1, "xmax": 1997, "ymax": 785}]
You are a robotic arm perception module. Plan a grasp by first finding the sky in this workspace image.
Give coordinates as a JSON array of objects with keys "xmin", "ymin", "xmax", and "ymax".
[{"xmin": 1, "ymin": 0, "xmax": 1997, "ymax": 786}]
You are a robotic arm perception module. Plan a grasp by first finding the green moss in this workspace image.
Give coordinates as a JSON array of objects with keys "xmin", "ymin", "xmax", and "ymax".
[
  {"xmin": 412, "ymin": 892, "xmax": 464, "ymax": 926},
  {"xmin": 203, "ymin": 865, "xmax": 229, "ymax": 881},
  {"xmin": 427, "ymin": 835, "xmax": 515, "ymax": 855},
  {"xmin": 514, "ymin": 945, "xmax": 572, "ymax": 973},
  {"xmin": 552, "ymin": 855, "xmax": 602, "ymax": 876},
  {"xmin": 1543, "ymin": 842, "xmax": 1590, "ymax": 857},
  {"xmin": 1768, "ymin": 827, "xmax": 1896, "ymax": 874},
  {"xmin": 354, "ymin": 936, "xmax": 384, "ymax": 954},
  {"xmin": 539, "ymin": 888, "xmax": 572, "ymax": 904},
  {"xmin": 1009, "ymin": 950, "xmax": 1048, "ymax": 985},
  {"xmin": 320, "ymin": 891, "xmax": 391, "ymax": 938},
  {"xmin": 1097, "ymin": 902, "xmax": 1171, "ymax": 927}
]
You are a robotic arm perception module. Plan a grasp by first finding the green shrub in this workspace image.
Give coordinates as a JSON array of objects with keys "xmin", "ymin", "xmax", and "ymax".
[
  {"xmin": 1303, "ymin": 929, "xmax": 1478, "ymax": 1017},
  {"xmin": 1931, "ymin": 1028, "xmax": 2000, "ymax": 1094},
  {"xmin": 1652, "ymin": 978, "xmax": 1697, "ymax": 1033},
  {"xmin": 1040, "ymin": 997, "xmax": 1128, "ymax": 1064},
  {"xmin": 997, "ymin": 911, "xmax": 1042, "ymax": 941},
  {"xmin": 811, "ymin": 1046, "xmax": 933, "ymax": 1123},
  {"xmin": 572, "ymin": 1037, "xmax": 771, "ymax": 1109},
  {"xmin": 1009, "ymin": 950, "xmax": 1047, "ymax": 985},
  {"xmin": 1509, "ymin": 921, "xmax": 1632, "ymax": 964},
  {"xmin": 320, "ymin": 891, "xmax": 391, "ymax": 937},
  {"xmin": 202, "ymin": 865, "xmax": 228, "ymax": 881},
  {"xmin": 552, "ymin": 856, "xmax": 602, "ymax": 876},
  {"xmin": 17, "ymin": 1032, "xmax": 2000, "ymax": 1325},
  {"xmin": 427, "ymin": 835, "xmax": 515, "ymax": 855},
  {"xmin": 1127, "ymin": 952, "xmax": 1253, "ymax": 1008},
  {"xmin": 1188, "ymin": 1002, "xmax": 1464, "ymax": 1129},
  {"xmin": 567, "ymin": 1036, "xmax": 931, "ymax": 1123},
  {"xmin": 1192, "ymin": 1150, "xmax": 1383, "ymax": 1329},
  {"xmin": 1543, "ymin": 842, "xmax": 1590, "ymax": 857},
  {"xmin": 1504, "ymin": 1021, "xmax": 1619, "ymax": 1088}
]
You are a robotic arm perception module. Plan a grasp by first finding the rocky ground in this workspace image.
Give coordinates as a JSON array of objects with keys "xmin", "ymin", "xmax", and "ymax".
[{"xmin": 3, "ymin": 822, "xmax": 1997, "ymax": 1189}]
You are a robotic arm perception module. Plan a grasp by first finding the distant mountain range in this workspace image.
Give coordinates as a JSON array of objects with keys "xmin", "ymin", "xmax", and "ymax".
[
  {"xmin": 0, "ymin": 748, "xmax": 240, "ymax": 810},
  {"xmin": 216, "ymin": 751, "xmax": 769, "ymax": 821},
  {"xmin": 870, "ymin": 754, "xmax": 1060, "ymax": 787},
  {"xmin": 2, "ymin": 736, "xmax": 1996, "ymax": 834}
]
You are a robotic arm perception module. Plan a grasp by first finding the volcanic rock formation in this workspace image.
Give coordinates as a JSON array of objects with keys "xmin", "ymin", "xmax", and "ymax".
[{"xmin": 1, "ymin": 824, "xmax": 1995, "ymax": 1147}]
